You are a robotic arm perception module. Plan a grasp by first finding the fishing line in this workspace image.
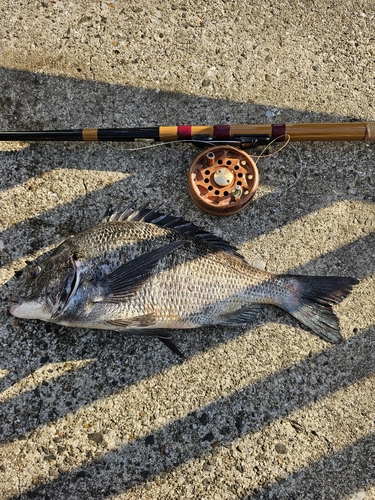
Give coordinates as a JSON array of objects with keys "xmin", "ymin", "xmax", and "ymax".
[
  {"xmin": 120, "ymin": 139, "xmax": 217, "ymax": 151},
  {"xmin": 250, "ymin": 134, "xmax": 291, "ymax": 163},
  {"xmin": 122, "ymin": 136, "xmax": 292, "ymax": 157},
  {"xmin": 281, "ymin": 141, "xmax": 305, "ymax": 194},
  {"xmin": 248, "ymin": 134, "xmax": 304, "ymax": 198}
]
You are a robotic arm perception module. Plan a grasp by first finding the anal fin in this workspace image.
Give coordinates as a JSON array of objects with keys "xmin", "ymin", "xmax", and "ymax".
[{"xmin": 217, "ymin": 305, "xmax": 261, "ymax": 326}]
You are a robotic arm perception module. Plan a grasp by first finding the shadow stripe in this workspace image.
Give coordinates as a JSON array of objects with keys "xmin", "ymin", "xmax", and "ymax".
[{"xmin": 4, "ymin": 326, "xmax": 374, "ymax": 499}]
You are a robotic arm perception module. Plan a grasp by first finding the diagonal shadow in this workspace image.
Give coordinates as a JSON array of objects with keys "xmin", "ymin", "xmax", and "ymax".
[
  {"xmin": 1, "ymin": 66, "xmax": 373, "ymax": 196},
  {"xmin": 2, "ymin": 67, "xmax": 367, "ymax": 133},
  {"xmin": 247, "ymin": 432, "xmax": 375, "ymax": 500},
  {"xmin": 6, "ymin": 325, "xmax": 374, "ymax": 499},
  {"xmin": 289, "ymin": 231, "xmax": 375, "ymax": 277},
  {"xmin": 0, "ymin": 178, "xmax": 132, "ymax": 269}
]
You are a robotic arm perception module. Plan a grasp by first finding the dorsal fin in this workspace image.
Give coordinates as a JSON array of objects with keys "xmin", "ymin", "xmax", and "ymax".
[{"xmin": 101, "ymin": 202, "xmax": 246, "ymax": 261}]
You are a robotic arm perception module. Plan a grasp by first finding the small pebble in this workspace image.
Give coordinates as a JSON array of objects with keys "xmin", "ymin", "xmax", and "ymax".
[
  {"xmin": 88, "ymin": 432, "xmax": 103, "ymax": 444},
  {"xmin": 275, "ymin": 443, "xmax": 287, "ymax": 454}
]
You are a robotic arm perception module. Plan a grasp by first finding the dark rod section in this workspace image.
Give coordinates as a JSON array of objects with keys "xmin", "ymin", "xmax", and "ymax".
[
  {"xmin": 97, "ymin": 128, "xmax": 160, "ymax": 141},
  {"xmin": 0, "ymin": 127, "xmax": 161, "ymax": 142},
  {"xmin": 0, "ymin": 130, "xmax": 85, "ymax": 141}
]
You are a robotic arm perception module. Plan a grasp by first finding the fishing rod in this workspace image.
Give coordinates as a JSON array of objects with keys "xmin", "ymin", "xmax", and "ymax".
[
  {"xmin": 1, "ymin": 121, "xmax": 374, "ymax": 144},
  {"xmin": 1, "ymin": 122, "xmax": 374, "ymax": 215}
]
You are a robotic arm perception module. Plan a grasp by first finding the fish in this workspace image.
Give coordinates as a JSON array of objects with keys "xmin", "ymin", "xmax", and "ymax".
[{"xmin": 10, "ymin": 203, "xmax": 359, "ymax": 357}]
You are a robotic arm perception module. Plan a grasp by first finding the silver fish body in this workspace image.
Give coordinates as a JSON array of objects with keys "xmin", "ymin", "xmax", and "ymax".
[{"xmin": 10, "ymin": 205, "xmax": 358, "ymax": 355}]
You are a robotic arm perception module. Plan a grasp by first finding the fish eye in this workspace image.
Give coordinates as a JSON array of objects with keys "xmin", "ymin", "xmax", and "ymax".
[{"xmin": 29, "ymin": 265, "xmax": 41, "ymax": 278}]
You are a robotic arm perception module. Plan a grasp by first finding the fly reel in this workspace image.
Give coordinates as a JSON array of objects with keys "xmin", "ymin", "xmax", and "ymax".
[{"xmin": 188, "ymin": 145, "xmax": 259, "ymax": 216}]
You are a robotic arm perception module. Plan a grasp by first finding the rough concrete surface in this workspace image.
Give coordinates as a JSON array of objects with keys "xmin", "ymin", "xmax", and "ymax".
[{"xmin": 0, "ymin": 0, "xmax": 374, "ymax": 498}]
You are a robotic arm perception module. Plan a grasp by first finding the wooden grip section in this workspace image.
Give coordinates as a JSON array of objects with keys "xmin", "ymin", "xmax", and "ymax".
[{"xmin": 230, "ymin": 122, "xmax": 374, "ymax": 142}]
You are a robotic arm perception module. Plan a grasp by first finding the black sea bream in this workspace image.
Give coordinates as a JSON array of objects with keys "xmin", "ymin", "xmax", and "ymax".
[{"xmin": 10, "ymin": 204, "xmax": 358, "ymax": 356}]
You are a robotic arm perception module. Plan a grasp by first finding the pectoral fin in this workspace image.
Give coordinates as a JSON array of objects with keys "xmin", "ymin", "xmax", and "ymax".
[{"xmin": 101, "ymin": 240, "xmax": 184, "ymax": 302}]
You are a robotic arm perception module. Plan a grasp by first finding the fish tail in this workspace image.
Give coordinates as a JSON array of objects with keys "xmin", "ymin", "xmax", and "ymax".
[{"xmin": 278, "ymin": 275, "xmax": 359, "ymax": 343}]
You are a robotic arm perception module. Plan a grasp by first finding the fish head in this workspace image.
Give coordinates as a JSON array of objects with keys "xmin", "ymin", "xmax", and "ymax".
[{"xmin": 10, "ymin": 239, "xmax": 81, "ymax": 321}]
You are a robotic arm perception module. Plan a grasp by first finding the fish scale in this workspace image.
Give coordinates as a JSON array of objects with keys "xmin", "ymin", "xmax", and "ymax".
[{"xmin": 10, "ymin": 204, "xmax": 359, "ymax": 356}]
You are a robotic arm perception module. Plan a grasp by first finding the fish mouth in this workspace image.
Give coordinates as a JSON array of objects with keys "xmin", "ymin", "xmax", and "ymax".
[
  {"xmin": 9, "ymin": 295, "xmax": 49, "ymax": 320},
  {"xmin": 9, "ymin": 294, "xmax": 22, "ymax": 315}
]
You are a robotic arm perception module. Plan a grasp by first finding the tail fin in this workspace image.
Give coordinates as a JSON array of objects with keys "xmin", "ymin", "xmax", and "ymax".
[{"xmin": 281, "ymin": 275, "xmax": 359, "ymax": 343}]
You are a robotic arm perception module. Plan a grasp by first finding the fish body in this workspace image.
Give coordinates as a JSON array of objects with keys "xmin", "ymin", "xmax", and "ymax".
[{"xmin": 10, "ymin": 204, "xmax": 358, "ymax": 355}]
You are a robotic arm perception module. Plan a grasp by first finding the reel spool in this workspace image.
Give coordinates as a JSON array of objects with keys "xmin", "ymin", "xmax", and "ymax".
[{"xmin": 188, "ymin": 145, "xmax": 259, "ymax": 216}]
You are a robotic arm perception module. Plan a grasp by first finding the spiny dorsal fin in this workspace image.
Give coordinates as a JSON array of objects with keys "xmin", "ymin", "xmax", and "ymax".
[{"xmin": 102, "ymin": 202, "xmax": 246, "ymax": 261}]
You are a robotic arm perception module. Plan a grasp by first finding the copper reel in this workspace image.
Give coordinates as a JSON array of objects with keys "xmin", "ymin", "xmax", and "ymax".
[{"xmin": 188, "ymin": 145, "xmax": 259, "ymax": 215}]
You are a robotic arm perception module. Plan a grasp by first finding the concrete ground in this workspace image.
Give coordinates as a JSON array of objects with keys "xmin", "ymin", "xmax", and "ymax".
[{"xmin": 0, "ymin": 0, "xmax": 374, "ymax": 498}]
